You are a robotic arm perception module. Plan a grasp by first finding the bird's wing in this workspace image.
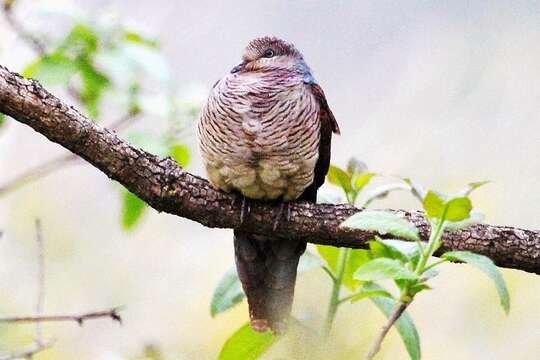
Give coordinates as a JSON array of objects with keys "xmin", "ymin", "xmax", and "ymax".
[
  {"xmin": 309, "ymin": 83, "xmax": 340, "ymax": 135},
  {"xmin": 299, "ymin": 83, "xmax": 340, "ymax": 201}
]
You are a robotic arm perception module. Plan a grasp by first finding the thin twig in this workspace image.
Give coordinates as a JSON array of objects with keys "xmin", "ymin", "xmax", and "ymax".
[
  {"xmin": 0, "ymin": 307, "xmax": 123, "ymax": 326},
  {"xmin": 0, "ymin": 112, "xmax": 139, "ymax": 197},
  {"xmin": 0, "ymin": 155, "xmax": 79, "ymax": 196},
  {"xmin": 366, "ymin": 302, "xmax": 409, "ymax": 359},
  {"xmin": 2, "ymin": 1, "xmax": 47, "ymax": 55},
  {"xmin": 0, "ymin": 220, "xmax": 122, "ymax": 358},
  {"xmin": 0, "ymin": 219, "xmax": 53, "ymax": 360}
]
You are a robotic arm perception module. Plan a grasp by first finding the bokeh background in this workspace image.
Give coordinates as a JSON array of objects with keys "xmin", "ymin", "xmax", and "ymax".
[{"xmin": 1, "ymin": 0, "xmax": 539, "ymax": 359}]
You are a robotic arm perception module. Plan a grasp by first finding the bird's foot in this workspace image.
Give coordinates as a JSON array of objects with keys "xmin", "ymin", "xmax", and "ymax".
[
  {"xmin": 270, "ymin": 320, "xmax": 288, "ymax": 336},
  {"xmin": 250, "ymin": 319, "xmax": 270, "ymax": 333},
  {"xmin": 272, "ymin": 202, "xmax": 290, "ymax": 231},
  {"xmin": 240, "ymin": 196, "xmax": 251, "ymax": 224}
]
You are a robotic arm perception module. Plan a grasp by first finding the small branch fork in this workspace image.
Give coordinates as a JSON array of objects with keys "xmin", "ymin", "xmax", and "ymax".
[{"xmin": 0, "ymin": 220, "xmax": 121, "ymax": 359}]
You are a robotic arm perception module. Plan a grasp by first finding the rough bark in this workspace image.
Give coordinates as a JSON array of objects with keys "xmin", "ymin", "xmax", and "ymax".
[{"xmin": 0, "ymin": 64, "xmax": 538, "ymax": 274}]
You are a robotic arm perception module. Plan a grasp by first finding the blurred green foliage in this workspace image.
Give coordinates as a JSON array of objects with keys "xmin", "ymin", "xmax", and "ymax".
[
  {"xmin": 4, "ymin": 2, "xmax": 202, "ymax": 232},
  {"xmin": 122, "ymin": 190, "xmax": 147, "ymax": 230}
]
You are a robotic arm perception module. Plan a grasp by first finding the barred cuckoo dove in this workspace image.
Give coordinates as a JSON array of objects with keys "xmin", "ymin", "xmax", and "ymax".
[{"xmin": 198, "ymin": 36, "xmax": 340, "ymax": 334}]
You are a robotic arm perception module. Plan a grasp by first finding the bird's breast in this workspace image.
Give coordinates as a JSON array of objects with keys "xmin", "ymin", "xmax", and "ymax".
[{"xmin": 198, "ymin": 76, "xmax": 320, "ymax": 201}]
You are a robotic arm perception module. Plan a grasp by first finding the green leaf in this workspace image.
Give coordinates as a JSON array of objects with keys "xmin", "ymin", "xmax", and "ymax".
[
  {"xmin": 349, "ymin": 288, "xmax": 394, "ymax": 303},
  {"xmin": 342, "ymin": 249, "xmax": 371, "ymax": 291},
  {"xmin": 375, "ymin": 239, "xmax": 422, "ymax": 265},
  {"xmin": 22, "ymin": 53, "xmax": 78, "ymax": 86},
  {"xmin": 459, "ymin": 181, "xmax": 490, "ymax": 196},
  {"xmin": 423, "ymin": 191, "xmax": 472, "ymax": 222},
  {"xmin": 0, "ymin": 114, "xmax": 6, "ymax": 129},
  {"xmin": 210, "ymin": 268, "xmax": 245, "ymax": 317},
  {"xmin": 422, "ymin": 191, "xmax": 446, "ymax": 219},
  {"xmin": 211, "ymin": 252, "xmax": 321, "ymax": 317},
  {"xmin": 64, "ymin": 23, "xmax": 99, "ymax": 55},
  {"xmin": 368, "ymin": 240, "xmax": 410, "ymax": 263},
  {"xmin": 354, "ymin": 258, "xmax": 418, "ymax": 281},
  {"xmin": 340, "ymin": 210, "xmax": 420, "ymax": 241},
  {"xmin": 327, "ymin": 165, "xmax": 352, "ymax": 194},
  {"xmin": 365, "ymin": 283, "xmax": 421, "ymax": 360},
  {"xmin": 219, "ymin": 322, "xmax": 277, "ymax": 360},
  {"xmin": 380, "ymin": 239, "xmax": 421, "ymax": 259},
  {"xmin": 444, "ymin": 197, "xmax": 472, "ymax": 222},
  {"xmin": 77, "ymin": 60, "xmax": 110, "ymax": 118},
  {"xmin": 352, "ymin": 172, "xmax": 376, "ymax": 192},
  {"xmin": 121, "ymin": 190, "xmax": 147, "ymax": 230},
  {"xmin": 316, "ymin": 244, "xmax": 339, "ymax": 272},
  {"xmin": 169, "ymin": 144, "xmax": 191, "ymax": 167},
  {"xmin": 409, "ymin": 282, "xmax": 432, "ymax": 296},
  {"xmin": 445, "ymin": 211, "xmax": 484, "ymax": 231},
  {"xmin": 442, "ymin": 251, "xmax": 510, "ymax": 314},
  {"xmin": 124, "ymin": 31, "xmax": 159, "ymax": 48}
]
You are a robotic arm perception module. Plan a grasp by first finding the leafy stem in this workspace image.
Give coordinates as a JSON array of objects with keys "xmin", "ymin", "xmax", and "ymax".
[
  {"xmin": 323, "ymin": 247, "xmax": 350, "ymax": 338},
  {"xmin": 422, "ymin": 258, "xmax": 447, "ymax": 273},
  {"xmin": 415, "ymin": 207, "xmax": 448, "ymax": 275},
  {"xmin": 366, "ymin": 301, "xmax": 409, "ymax": 360},
  {"xmin": 363, "ymin": 200, "xmax": 453, "ymax": 358}
]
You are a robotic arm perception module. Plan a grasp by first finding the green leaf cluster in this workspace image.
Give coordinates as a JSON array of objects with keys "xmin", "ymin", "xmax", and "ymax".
[
  {"xmin": 337, "ymin": 180, "xmax": 509, "ymax": 358},
  {"xmin": 327, "ymin": 158, "xmax": 376, "ymax": 204},
  {"xmin": 21, "ymin": 19, "xmax": 163, "ymax": 120}
]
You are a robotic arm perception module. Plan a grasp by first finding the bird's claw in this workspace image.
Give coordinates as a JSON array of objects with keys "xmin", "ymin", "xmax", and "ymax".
[
  {"xmin": 272, "ymin": 202, "xmax": 290, "ymax": 231},
  {"xmin": 240, "ymin": 196, "xmax": 251, "ymax": 224}
]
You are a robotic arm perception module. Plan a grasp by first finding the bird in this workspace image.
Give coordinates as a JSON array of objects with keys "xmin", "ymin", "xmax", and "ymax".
[{"xmin": 198, "ymin": 36, "xmax": 340, "ymax": 334}]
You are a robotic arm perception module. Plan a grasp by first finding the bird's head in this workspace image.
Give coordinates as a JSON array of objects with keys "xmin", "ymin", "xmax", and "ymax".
[{"xmin": 230, "ymin": 36, "xmax": 309, "ymax": 76}]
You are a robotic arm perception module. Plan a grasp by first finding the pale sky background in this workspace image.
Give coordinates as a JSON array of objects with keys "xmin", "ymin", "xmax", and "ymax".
[{"xmin": 0, "ymin": 1, "xmax": 539, "ymax": 359}]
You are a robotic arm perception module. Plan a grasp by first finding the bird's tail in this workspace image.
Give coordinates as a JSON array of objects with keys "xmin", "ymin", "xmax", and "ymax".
[{"xmin": 233, "ymin": 230, "xmax": 306, "ymax": 334}]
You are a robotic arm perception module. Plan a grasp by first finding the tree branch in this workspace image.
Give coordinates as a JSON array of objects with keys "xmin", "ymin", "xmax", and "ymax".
[
  {"xmin": 0, "ymin": 64, "xmax": 539, "ymax": 274},
  {"xmin": 0, "ymin": 307, "xmax": 123, "ymax": 326}
]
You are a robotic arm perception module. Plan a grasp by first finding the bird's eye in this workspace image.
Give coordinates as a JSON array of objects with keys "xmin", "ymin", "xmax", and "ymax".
[{"xmin": 263, "ymin": 49, "xmax": 275, "ymax": 58}]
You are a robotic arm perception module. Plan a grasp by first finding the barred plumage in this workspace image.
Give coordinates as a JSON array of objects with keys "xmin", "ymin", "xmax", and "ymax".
[
  {"xmin": 198, "ymin": 36, "xmax": 339, "ymax": 333},
  {"xmin": 199, "ymin": 69, "xmax": 321, "ymax": 201}
]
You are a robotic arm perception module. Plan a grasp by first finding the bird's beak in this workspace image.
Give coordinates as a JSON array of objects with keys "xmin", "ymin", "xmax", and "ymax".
[{"xmin": 230, "ymin": 61, "xmax": 247, "ymax": 74}]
